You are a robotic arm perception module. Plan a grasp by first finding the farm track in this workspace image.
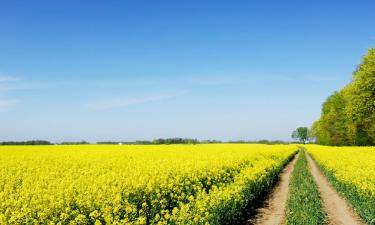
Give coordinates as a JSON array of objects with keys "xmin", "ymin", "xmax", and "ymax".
[
  {"xmin": 305, "ymin": 152, "xmax": 364, "ymax": 225},
  {"xmin": 246, "ymin": 153, "xmax": 298, "ymax": 225}
]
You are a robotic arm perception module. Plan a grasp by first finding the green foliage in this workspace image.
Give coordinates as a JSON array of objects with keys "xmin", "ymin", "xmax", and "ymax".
[
  {"xmin": 291, "ymin": 127, "xmax": 309, "ymax": 144},
  {"xmin": 152, "ymin": 138, "xmax": 199, "ymax": 144},
  {"xmin": 96, "ymin": 139, "xmax": 289, "ymax": 145},
  {"xmin": 286, "ymin": 150, "xmax": 326, "ymax": 225},
  {"xmin": 0, "ymin": 140, "xmax": 52, "ymax": 145},
  {"xmin": 312, "ymin": 48, "xmax": 375, "ymax": 146},
  {"xmin": 60, "ymin": 140, "xmax": 90, "ymax": 145},
  {"xmin": 314, "ymin": 91, "xmax": 349, "ymax": 145}
]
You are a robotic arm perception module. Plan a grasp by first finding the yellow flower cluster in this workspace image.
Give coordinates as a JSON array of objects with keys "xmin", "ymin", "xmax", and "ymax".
[
  {"xmin": 307, "ymin": 145, "xmax": 375, "ymax": 197},
  {"xmin": 0, "ymin": 144, "xmax": 296, "ymax": 224},
  {"xmin": 306, "ymin": 145, "xmax": 375, "ymax": 223}
]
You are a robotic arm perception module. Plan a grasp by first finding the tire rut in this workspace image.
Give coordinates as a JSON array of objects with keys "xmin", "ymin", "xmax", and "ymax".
[{"xmin": 246, "ymin": 154, "xmax": 298, "ymax": 225}]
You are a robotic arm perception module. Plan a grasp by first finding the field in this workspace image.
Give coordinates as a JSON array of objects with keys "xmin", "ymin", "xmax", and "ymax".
[
  {"xmin": 0, "ymin": 144, "xmax": 297, "ymax": 225},
  {"xmin": 2, "ymin": 144, "xmax": 375, "ymax": 225},
  {"xmin": 307, "ymin": 145, "xmax": 375, "ymax": 224}
]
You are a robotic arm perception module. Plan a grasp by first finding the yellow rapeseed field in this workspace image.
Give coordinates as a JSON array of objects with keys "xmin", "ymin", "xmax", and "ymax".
[
  {"xmin": 0, "ymin": 144, "xmax": 296, "ymax": 225},
  {"xmin": 306, "ymin": 145, "xmax": 375, "ymax": 223}
]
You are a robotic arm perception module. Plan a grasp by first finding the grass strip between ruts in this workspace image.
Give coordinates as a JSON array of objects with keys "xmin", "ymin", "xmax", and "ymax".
[{"xmin": 285, "ymin": 149, "xmax": 326, "ymax": 225}]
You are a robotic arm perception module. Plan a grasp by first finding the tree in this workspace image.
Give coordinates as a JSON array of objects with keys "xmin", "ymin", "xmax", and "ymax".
[
  {"xmin": 311, "ymin": 48, "xmax": 375, "ymax": 146},
  {"xmin": 345, "ymin": 48, "xmax": 375, "ymax": 145},
  {"xmin": 316, "ymin": 91, "xmax": 349, "ymax": 146},
  {"xmin": 292, "ymin": 127, "xmax": 309, "ymax": 144},
  {"xmin": 0, "ymin": 140, "xmax": 52, "ymax": 145}
]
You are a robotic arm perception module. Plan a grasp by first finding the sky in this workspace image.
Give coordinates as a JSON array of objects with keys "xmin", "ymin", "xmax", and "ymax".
[{"xmin": 0, "ymin": 0, "xmax": 374, "ymax": 142}]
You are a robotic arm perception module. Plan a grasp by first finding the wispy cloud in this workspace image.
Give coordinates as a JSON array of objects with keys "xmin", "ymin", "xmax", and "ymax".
[
  {"xmin": 0, "ymin": 99, "xmax": 19, "ymax": 111},
  {"xmin": 303, "ymin": 75, "xmax": 340, "ymax": 83},
  {"xmin": 0, "ymin": 75, "xmax": 20, "ymax": 83},
  {"xmin": 187, "ymin": 75, "xmax": 241, "ymax": 86},
  {"xmin": 187, "ymin": 73, "xmax": 342, "ymax": 86},
  {"xmin": 186, "ymin": 74, "xmax": 299, "ymax": 86},
  {"xmin": 0, "ymin": 74, "xmax": 59, "ymax": 92},
  {"xmin": 87, "ymin": 91, "xmax": 187, "ymax": 110},
  {"xmin": 0, "ymin": 75, "xmax": 19, "ymax": 92},
  {"xmin": 0, "ymin": 75, "xmax": 21, "ymax": 111}
]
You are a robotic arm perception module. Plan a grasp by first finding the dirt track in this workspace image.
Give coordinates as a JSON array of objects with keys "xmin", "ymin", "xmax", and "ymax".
[
  {"xmin": 305, "ymin": 152, "xmax": 364, "ymax": 225},
  {"xmin": 246, "ymin": 155, "xmax": 298, "ymax": 225}
]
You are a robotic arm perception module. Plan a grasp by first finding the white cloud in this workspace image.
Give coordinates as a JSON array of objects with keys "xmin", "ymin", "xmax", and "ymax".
[{"xmin": 87, "ymin": 91, "xmax": 187, "ymax": 110}]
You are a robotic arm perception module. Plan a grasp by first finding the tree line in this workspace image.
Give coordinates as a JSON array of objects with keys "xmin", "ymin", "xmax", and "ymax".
[
  {"xmin": 0, "ymin": 140, "xmax": 52, "ymax": 145},
  {"xmin": 311, "ymin": 48, "xmax": 375, "ymax": 146},
  {"xmin": 98, "ymin": 138, "xmax": 200, "ymax": 145},
  {"xmin": 97, "ymin": 138, "xmax": 288, "ymax": 145},
  {"xmin": 0, "ymin": 138, "xmax": 290, "ymax": 145}
]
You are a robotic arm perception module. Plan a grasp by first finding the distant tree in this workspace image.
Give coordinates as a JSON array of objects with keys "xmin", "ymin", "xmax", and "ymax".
[
  {"xmin": 0, "ymin": 140, "xmax": 52, "ymax": 145},
  {"xmin": 257, "ymin": 139, "xmax": 270, "ymax": 144},
  {"xmin": 200, "ymin": 140, "xmax": 222, "ymax": 144},
  {"xmin": 60, "ymin": 140, "xmax": 89, "ymax": 145},
  {"xmin": 135, "ymin": 140, "xmax": 153, "ymax": 144},
  {"xmin": 292, "ymin": 127, "xmax": 309, "ymax": 144},
  {"xmin": 152, "ymin": 138, "xmax": 199, "ymax": 144}
]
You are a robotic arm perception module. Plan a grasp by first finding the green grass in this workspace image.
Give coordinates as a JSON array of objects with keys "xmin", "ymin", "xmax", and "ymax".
[{"xmin": 286, "ymin": 150, "xmax": 326, "ymax": 225}]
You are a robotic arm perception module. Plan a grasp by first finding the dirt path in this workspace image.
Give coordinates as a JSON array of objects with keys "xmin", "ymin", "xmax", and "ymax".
[
  {"xmin": 246, "ymin": 154, "xmax": 298, "ymax": 225},
  {"xmin": 305, "ymin": 152, "xmax": 364, "ymax": 225}
]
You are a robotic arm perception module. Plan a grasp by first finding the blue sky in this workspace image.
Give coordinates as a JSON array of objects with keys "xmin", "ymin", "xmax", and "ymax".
[{"xmin": 0, "ymin": 1, "xmax": 374, "ymax": 142}]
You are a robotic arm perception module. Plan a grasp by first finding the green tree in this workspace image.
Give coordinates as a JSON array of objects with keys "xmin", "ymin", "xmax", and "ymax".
[
  {"xmin": 345, "ymin": 48, "xmax": 375, "ymax": 145},
  {"xmin": 312, "ymin": 48, "xmax": 375, "ymax": 146},
  {"xmin": 317, "ymin": 91, "xmax": 349, "ymax": 145},
  {"xmin": 292, "ymin": 127, "xmax": 309, "ymax": 144}
]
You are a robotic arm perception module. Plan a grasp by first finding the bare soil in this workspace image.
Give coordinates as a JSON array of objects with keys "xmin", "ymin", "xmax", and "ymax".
[
  {"xmin": 305, "ymin": 152, "xmax": 364, "ymax": 225},
  {"xmin": 246, "ymin": 155, "xmax": 298, "ymax": 225}
]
